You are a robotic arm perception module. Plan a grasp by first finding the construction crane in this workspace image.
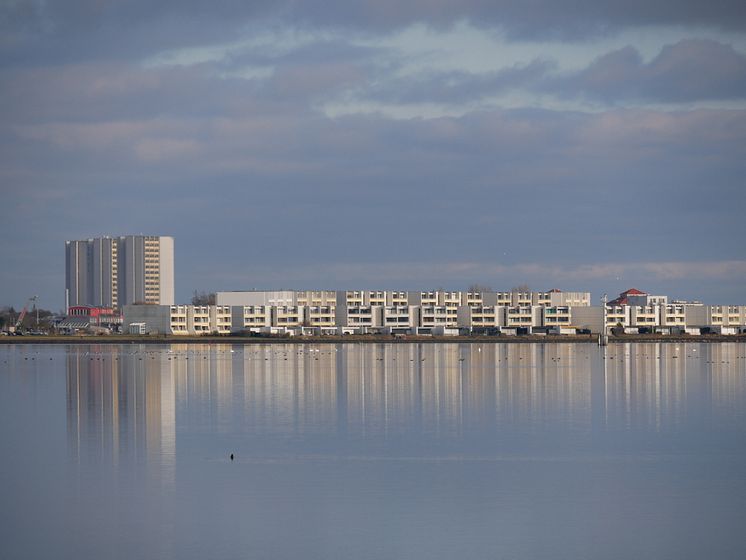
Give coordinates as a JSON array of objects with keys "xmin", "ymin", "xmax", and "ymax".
[{"xmin": 15, "ymin": 295, "xmax": 38, "ymax": 332}]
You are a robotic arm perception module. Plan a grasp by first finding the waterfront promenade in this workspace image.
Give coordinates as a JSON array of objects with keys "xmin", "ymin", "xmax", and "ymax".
[{"xmin": 3, "ymin": 334, "xmax": 746, "ymax": 344}]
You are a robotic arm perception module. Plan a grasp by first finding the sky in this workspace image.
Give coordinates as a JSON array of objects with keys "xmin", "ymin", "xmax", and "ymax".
[{"xmin": 1, "ymin": 0, "xmax": 745, "ymax": 310}]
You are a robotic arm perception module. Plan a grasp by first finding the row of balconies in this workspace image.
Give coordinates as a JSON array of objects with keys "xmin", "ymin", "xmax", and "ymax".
[
  {"xmin": 126, "ymin": 303, "xmax": 746, "ymax": 336},
  {"xmin": 220, "ymin": 291, "xmax": 589, "ymax": 309},
  {"xmin": 163, "ymin": 304, "xmax": 576, "ymax": 332}
]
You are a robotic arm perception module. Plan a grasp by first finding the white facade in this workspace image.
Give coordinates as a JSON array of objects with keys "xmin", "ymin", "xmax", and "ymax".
[
  {"xmin": 216, "ymin": 290, "xmax": 297, "ymax": 307},
  {"xmin": 219, "ymin": 289, "xmax": 590, "ymax": 311},
  {"xmin": 543, "ymin": 306, "xmax": 572, "ymax": 327},
  {"xmin": 420, "ymin": 306, "xmax": 451, "ymax": 328},
  {"xmin": 457, "ymin": 306, "xmax": 503, "ymax": 330},
  {"xmin": 233, "ymin": 305, "xmax": 272, "ymax": 332},
  {"xmin": 336, "ymin": 305, "xmax": 382, "ymax": 332},
  {"xmin": 122, "ymin": 292, "xmax": 746, "ymax": 337},
  {"xmin": 382, "ymin": 306, "xmax": 419, "ymax": 333},
  {"xmin": 118, "ymin": 235, "xmax": 174, "ymax": 306},
  {"xmin": 505, "ymin": 306, "xmax": 542, "ymax": 329}
]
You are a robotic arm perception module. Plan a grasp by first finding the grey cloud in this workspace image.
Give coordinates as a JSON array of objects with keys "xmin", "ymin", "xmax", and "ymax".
[
  {"xmin": 359, "ymin": 59, "xmax": 555, "ymax": 105},
  {"xmin": 3, "ymin": 1, "xmax": 746, "ymax": 67},
  {"xmin": 0, "ymin": 1, "xmax": 277, "ymax": 66},
  {"xmin": 3, "ymin": 103, "xmax": 746, "ymax": 306},
  {"xmin": 555, "ymin": 39, "xmax": 746, "ymax": 103},
  {"xmin": 0, "ymin": 63, "xmax": 274, "ymax": 125},
  {"xmin": 352, "ymin": 40, "xmax": 746, "ymax": 107},
  {"xmin": 289, "ymin": 0, "xmax": 746, "ymax": 38},
  {"xmin": 2, "ymin": 2, "xmax": 746, "ymax": 308},
  {"xmin": 6, "ymin": 103, "xmax": 745, "ymax": 247}
]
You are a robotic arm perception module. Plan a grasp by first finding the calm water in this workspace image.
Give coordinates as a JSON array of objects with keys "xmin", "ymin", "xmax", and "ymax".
[{"xmin": 1, "ymin": 342, "xmax": 745, "ymax": 559}]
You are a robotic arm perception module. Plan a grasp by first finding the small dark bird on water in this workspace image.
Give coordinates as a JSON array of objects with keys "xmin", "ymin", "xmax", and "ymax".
[{"xmin": 230, "ymin": 453, "xmax": 234, "ymax": 461}]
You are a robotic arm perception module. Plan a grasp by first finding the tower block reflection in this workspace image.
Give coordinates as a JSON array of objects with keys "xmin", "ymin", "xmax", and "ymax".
[
  {"xmin": 66, "ymin": 343, "xmax": 746, "ymax": 462},
  {"xmin": 66, "ymin": 345, "xmax": 175, "ymax": 481}
]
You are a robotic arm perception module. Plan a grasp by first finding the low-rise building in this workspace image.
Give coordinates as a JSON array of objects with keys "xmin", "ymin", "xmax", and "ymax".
[
  {"xmin": 457, "ymin": 305, "xmax": 503, "ymax": 332},
  {"xmin": 191, "ymin": 305, "xmax": 211, "ymax": 334},
  {"xmin": 123, "ymin": 288, "xmax": 746, "ymax": 337},
  {"xmin": 336, "ymin": 305, "xmax": 381, "ymax": 333},
  {"xmin": 274, "ymin": 306, "xmax": 305, "ymax": 328},
  {"xmin": 543, "ymin": 306, "xmax": 572, "ymax": 327},
  {"xmin": 233, "ymin": 305, "xmax": 272, "ymax": 332},
  {"xmin": 306, "ymin": 305, "xmax": 336, "ymax": 332},
  {"xmin": 169, "ymin": 305, "xmax": 189, "ymax": 334},
  {"xmin": 420, "ymin": 306, "xmax": 450, "ymax": 329},
  {"xmin": 505, "ymin": 306, "xmax": 542, "ymax": 330},
  {"xmin": 382, "ymin": 306, "xmax": 419, "ymax": 334}
]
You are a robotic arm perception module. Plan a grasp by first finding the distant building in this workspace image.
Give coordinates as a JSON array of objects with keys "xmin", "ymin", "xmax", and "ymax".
[
  {"xmin": 65, "ymin": 235, "xmax": 174, "ymax": 309},
  {"xmin": 608, "ymin": 288, "xmax": 667, "ymax": 306},
  {"xmin": 57, "ymin": 305, "xmax": 123, "ymax": 333}
]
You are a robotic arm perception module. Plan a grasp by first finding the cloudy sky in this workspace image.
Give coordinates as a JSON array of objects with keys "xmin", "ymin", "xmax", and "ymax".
[{"xmin": 2, "ymin": 0, "xmax": 746, "ymax": 309}]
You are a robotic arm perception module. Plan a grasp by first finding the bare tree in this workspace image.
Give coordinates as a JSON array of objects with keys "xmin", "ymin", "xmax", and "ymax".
[
  {"xmin": 192, "ymin": 290, "xmax": 216, "ymax": 305},
  {"xmin": 510, "ymin": 283, "xmax": 530, "ymax": 293},
  {"xmin": 468, "ymin": 283, "xmax": 493, "ymax": 293}
]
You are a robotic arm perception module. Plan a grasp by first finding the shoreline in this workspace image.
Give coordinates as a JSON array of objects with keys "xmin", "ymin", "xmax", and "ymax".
[{"xmin": 2, "ymin": 334, "xmax": 746, "ymax": 345}]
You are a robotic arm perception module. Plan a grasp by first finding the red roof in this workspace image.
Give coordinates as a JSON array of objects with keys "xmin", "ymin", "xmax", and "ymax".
[
  {"xmin": 608, "ymin": 288, "xmax": 647, "ymax": 306},
  {"xmin": 621, "ymin": 288, "xmax": 646, "ymax": 295}
]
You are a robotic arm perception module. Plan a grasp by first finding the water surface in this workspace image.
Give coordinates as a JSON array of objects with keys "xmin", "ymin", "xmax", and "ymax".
[{"xmin": 1, "ymin": 342, "xmax": 745, "ymax": 559}]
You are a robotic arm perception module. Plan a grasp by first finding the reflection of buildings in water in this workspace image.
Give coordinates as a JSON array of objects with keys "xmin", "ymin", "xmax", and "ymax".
[
  {"xmin": 319, "ymin": 343, "xmax": 595, "ymax": 438},
  {"xmin": 701, "ymin": 343, "xmax": 746, "ymax": 425},
  {"xmin": 67, "ymin": 346, "xmax": 120, "ymax": 465},
  {"xmin": 602, "ymin": 342, "xmax": 685, "ymax": 431},
  {"xmin": 237, "ymin": 345, "xmax": 339, "ymax": 435},
  {"xmin": 62, "ymin": 342, "xmax": 597, "ymax": 443},
  {"xmin": 170, "ymin": 344, "xmax": 234, "ymax": 432},
  {"xmin": 600, "ymin": 342, "xmax": 746, "ymax": 431},
  {"xmin": 153, "ymin": 343, "xmax": 600, "ymax": 439},
  {"xmin": 66, "ymin": 345, "xmax": 175, "ymax": 484},
  {"xmin": 67, "ymin": 342, "xmax": 746, "ymax": 454},
  {"xmin": 468, "ymin": 343, "xmax": 593, "ymax": 433}
]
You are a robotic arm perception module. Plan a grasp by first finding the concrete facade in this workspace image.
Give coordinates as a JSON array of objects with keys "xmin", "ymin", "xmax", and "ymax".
[
  {"xmin": 65, "ymin": 235, "xmax": 174, "ymax": 309},
  {"xmin": 118, "ymin": 235, "xmax": 174, "ymax": 306},
  {"xmin": 122, "ymin": 291, "xmax": 746, "ymax": 337}
]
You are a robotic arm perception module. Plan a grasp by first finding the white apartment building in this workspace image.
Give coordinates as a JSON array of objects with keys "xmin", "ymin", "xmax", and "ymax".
[
  {"xmin": 505, "ymin": 306, "xmax": 543, "ymax": 329},
  {"xmin": 420, "ymin": 306, "xmax": 451, "ymax": 328},
  {"xmin": 170, "ymin": 305, "xmax": 189, "ymax": 334},
  {"xmin": 543, "ymin": 306, "xmax": 572, "ymax": 327},
  {"xmin": 274, "ymin": 306, "xmax": 305, "ymax": 328},
  {"xmin": 297, "ymin": 291, "xmax": 337, "ymax": 307},
  {"xmin": 123, "ymin": 301, "xmax": 746, "ymax": 337},
  {"xmin": 686, "ymin": 305, "xmax": 746, "ymax": 333},
  {"xmin": 216, "ymin": 290, "xmax": 297, "ymax": 307},
  {"xmin": 306, "ymin": 306, "xmax": 336, "ymax": 331},
  {"xmin": 382, "ymin": 306, "xmax": 419, "ymax": 334},
  {"xmin": 336, "ymin": 305, "xmax": 381, "ymax": 333},
  {"xmin": 190, "ymin": 305, "xmax": 211, "ymax": 334},
  {"xmin": 219, "ymin": 289, "xmax": 590, "ymax": 309},
  {"xmin": 457, "ymin": 306, "xmax": 503, "ymax": 331},
  {"xmin": 659, "ymin": 304, "xmax": 687, "ymax": 330},
  {"xmin": 212, "ymin": 306, "xmax": 233, "ymax": 334},
  {"xmin": 629, "ymin": 305, "xmax": 658, "ymax": 330},
  {"xmin": 232, "ymin": 306, "xmax": 272, "ymax": 332},
  {"xmin": 65, "ymin": 235, "xmax": 174, "ymax": 309},
  {"xmin": 122, "ymin": 287, "xmax": 743, "ymax": 337}
]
